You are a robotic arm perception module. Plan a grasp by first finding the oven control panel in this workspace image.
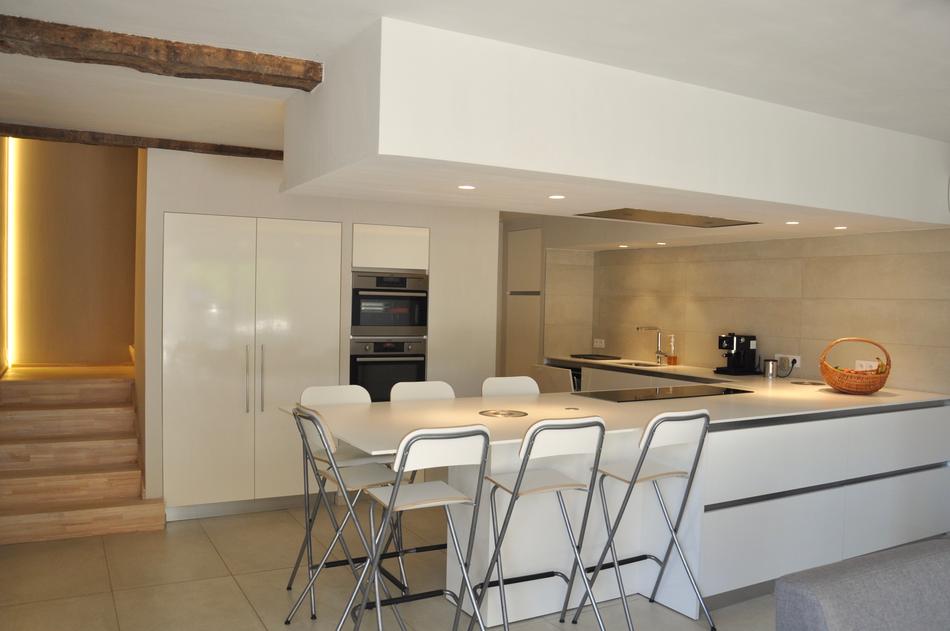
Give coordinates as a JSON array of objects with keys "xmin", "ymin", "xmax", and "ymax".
[{"xmin": 350, "ymin": 339, "xmax": 427, "ymax": 356}]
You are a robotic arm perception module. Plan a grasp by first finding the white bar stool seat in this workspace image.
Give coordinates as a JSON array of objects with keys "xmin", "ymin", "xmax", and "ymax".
[
  {"xmin": 481, "ymin": 376, "xmax": 540, "ymax": 397},
  {"xmin": 485, "ymin": 469, "xmax": 588, "ymax": 496},
  {"xmin": 300, "ymin": 385, "xmax": 393, "ymax": 467},
  {"xmin": 326, "ymin": 462, "xmax": 397, "ymax": 492},
  {"xmin": 369, "ymin": 480, "xmax": 472, "ymax": 512}
]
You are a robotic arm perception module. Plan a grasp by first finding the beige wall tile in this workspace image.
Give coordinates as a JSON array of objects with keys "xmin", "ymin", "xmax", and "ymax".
[
  {"xmin": 546, "ymin": 264, "xmax": 594, "ymax": 296},
  {"xmin": 544, "ymin": 324, "xmax": 593, "ymax": 357},
  {"xmin": 685, "ymin": 298, "xmax": 802, "ymax": 339},
  {"xmin": 687, "ymin": 259, "xmax": 802, "ymax": 298},
  {"xmin": 801, "ymin": 299, "xmax": 950, "ymax": 346},
  {"xmin": 800, "ymin": 338, "xmax": 950, "ymax": 392},
  {"xmin": 799, "ymin": 228, "xmax": 950, "ymax": 258},
  {"xmin": 803, "ymin": 253, "xmax": 950, "ymax": 299},
  {"xmin": 595, "ymin": 262, "xmax": 686, "ymax": 296},
  {"xmin": 545, "ymin": 294, "xmax": 594, "ymax": 325},
  {"xmin": 547, "ymin": 248, "xmax": 595, "ymax": 266}
]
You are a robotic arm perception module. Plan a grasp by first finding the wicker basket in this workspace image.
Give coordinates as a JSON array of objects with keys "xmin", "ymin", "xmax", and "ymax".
[{"xmin": 819, "ymin": 337, "xmax": 891, "ymax": 395}]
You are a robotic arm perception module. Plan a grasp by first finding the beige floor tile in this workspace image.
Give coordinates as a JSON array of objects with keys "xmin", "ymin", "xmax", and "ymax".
[
  {"xmin": 104, "ymin": 520, "xmax": 230, "ymax": 590},
  {"xmin": 113, "ymin": 576, "xmax": 264, "ymax": 631},
  {"xmin": 0, "ymin": 592, "xmax": 118, "ymax": 631},
  {"xmin": 711, "ymin": 594, "xmax": 775, "ymax": 630},
  {"xmin": 201, "ymin": 510, "xmax": 314, "ymax": 574},
  {"xmin": 235, "ymin": 565, "xmax": 407, "ymax": 631},
  {"xmin": 0, "ymin": 536, "xmax": 111, "ymax": 606}
]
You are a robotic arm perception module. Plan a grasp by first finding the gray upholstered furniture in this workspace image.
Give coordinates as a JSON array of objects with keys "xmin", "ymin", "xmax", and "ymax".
[{"xmin": 775, "ymin": 537, "xmax": 950, "ymax": 631}]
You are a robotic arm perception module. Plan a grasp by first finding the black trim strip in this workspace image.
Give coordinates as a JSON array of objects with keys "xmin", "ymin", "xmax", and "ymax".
[
  {"xmin": 509, "ymin": 290, "xmax": 541, "ymax": 296},
  {"xmin": 705, "ymin": 461, "xmax": 948, "ymax": 512},
  {"xmin": 709, "ymin": 400, "xmax": 948, "ymax": 432}
]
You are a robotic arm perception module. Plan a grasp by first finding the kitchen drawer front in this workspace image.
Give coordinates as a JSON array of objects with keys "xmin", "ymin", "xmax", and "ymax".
[
  {"xmin": 701, "ymin": 488, "xmax": 846, "ymax": 595},
  {"xmin": 841, "ymin": 465, "xmax": 950, "ymax": 559},
  {"xmin": 840, "ymin": 406, "xmax": 950, "ymax": 479},
  {"xmin": 703, "ymin": 420, "xmax": 850, "ymax": 506}
]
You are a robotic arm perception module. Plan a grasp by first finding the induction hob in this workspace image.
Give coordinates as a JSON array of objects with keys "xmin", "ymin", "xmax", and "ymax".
[{"xmin": 573, "ymin": 384, "xmax": 752, "ymax": 403}]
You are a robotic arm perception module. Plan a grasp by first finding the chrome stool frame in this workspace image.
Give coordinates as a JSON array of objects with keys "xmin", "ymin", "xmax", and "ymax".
[
  {"xmin": 463, "ymin": 416, "xmax": 608, "ymax": 631},
  {"xmin": 569, "ymin": 409, "xmax": 716, "ymax": 630},
  {"xmin": 285, "ymin": 407, "xmax": 409, "ymax": 629},
  {"xmin": 338, "ymin": 425, "xmax": 492, "ymax": 631}
]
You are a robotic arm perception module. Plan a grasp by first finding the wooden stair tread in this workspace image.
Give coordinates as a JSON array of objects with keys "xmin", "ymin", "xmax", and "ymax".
[
  {"xmin": 0, "ymin": 462, "xmax": 140, "ymax": 480},
  {"xmin": 0, "ymin": 497, "xmax": 162, "ymax": 517},
  {"xmin": 0, "ymin": 402, "xmax": 135, "ymax": 412},
  {"xmin": 0, "ymin": 432, "xmax": 136, "ymax": 446}
]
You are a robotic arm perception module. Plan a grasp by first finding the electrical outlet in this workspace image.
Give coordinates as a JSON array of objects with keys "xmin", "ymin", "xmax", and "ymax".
[
  {"xmin": 775, "ymin": 354, "xmax": 801, "ymax": 373},
  {"xmin": 855, "ymin": 359, "xmax": 881, "ymax": 371},
  {"xmin": 593, "ymin": 338, "xmax": 606, "ymax": 349}
]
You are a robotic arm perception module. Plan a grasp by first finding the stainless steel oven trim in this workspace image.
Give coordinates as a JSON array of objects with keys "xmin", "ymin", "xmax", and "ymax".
[
  {"xmin": 351, "ymin": 325, "xmax": 428, "ymax": 337},
  {"xmin": 356, "ymin": 290, "xmax": 428, "ymax": 298},
  {"xmin": 354, "ymin": 356, "xmax": 426, "ymax": 363}
]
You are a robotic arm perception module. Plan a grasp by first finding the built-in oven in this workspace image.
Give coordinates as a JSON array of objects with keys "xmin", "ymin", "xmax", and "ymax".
[
  {"xmin": 350, "ymin": 338, "xmax": 426, "ymax": 402},
  {"xmin": 351, "ymin": 270, "xmax": 428, "ymax": 338}
]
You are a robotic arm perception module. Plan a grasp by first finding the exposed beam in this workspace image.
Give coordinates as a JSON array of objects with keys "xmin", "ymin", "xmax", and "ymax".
[
  {"xmin": 0, "ymin": 123, "xmax": 283, "ymax": 160},
  {"xmin": 0, "ymin": 15, "xmax": 322, "ymax": 91}
]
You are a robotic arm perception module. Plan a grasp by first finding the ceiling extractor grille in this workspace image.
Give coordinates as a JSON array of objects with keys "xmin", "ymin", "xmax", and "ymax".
[{"xmin": 577, "ymin": 207, "xmax": 759, "ymax": 228}]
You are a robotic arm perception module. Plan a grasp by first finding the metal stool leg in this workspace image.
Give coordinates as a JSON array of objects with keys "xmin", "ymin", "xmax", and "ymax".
[
  {"xmin": 489, "ymin": 486, "xmax": 510, "ymax": 631},
  {"xmin": 445, "ymin": 506, "xmax": 487, "ymax": 631},
  {"xmin": 652, "ymin": 480, "xmax": 716, "ymax": 630},
  {"xmin": 287, "ymin": 477, "xmax": 324, "ymax": 590},
  {"xmin": 555, "ymin": 491, "xmax": 606, "ymax": 631},
  {"xmin": 598, "ymin": 474, "xmax": 635, "ymax": 631}
]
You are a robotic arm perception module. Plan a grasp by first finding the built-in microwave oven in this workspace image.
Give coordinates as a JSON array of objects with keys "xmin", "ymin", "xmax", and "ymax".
[{"xmin": 351, "ymin": 270, "xmax": 428, "ymax": 338}]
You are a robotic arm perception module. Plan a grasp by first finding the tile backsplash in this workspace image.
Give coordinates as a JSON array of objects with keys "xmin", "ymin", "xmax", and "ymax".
[{"xmin": 584, "ymin": 228, "xmax": 950, "ymax": 392}]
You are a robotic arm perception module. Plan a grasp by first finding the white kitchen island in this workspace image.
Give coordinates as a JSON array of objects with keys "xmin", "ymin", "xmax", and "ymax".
[{"xmin": 300, "ymin": 377, "xmax": 950, "ymax": 626}]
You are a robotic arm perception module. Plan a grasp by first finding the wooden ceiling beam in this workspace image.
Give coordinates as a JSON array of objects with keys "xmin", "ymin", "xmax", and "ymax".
[
  {"xmin": 0, "ymin": 122, "xmax": 283, "ymax": 160},
  {"xmin": 0, "ymin": 15, "xmax": 322, "ymax": 91}
]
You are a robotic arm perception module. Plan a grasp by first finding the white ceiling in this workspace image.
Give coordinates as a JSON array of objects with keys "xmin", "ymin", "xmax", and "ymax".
[
  {"xmin": 1, "ymin": 0, "xmax": 949, "ymax": 148},
  {"xmin": 287, "ymin": 155, "xmax": 940, "ymax": 248}
]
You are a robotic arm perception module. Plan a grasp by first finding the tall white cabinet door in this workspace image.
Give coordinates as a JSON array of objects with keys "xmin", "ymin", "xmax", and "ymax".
[
  {"xmin": 254, "ymin": 218, "xmax": 342, "ymax": 498},
  {"xmin": 163, "ymin": 213, "xmax": 257, "ymax": 507}
]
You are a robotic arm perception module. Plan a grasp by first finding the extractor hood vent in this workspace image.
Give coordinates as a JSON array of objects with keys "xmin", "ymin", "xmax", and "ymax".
[{"xmin": 576, "ymin": 207, "xmax": 759, "ymax": 228}]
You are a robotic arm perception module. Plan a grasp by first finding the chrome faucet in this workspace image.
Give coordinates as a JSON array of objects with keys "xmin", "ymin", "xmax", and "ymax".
[{"xmin": 637, "ymin": 326, "xmax": 668, "ymax": 365}]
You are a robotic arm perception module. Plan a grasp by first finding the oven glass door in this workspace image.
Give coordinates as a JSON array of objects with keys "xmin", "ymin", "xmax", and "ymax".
[
  {"xmin": 352, "ymin": 290, "xmax": 428, "ymax": 336},
  {"xmin": 350, "ymin": 355, "xmax": 426, "ymax": 402}
]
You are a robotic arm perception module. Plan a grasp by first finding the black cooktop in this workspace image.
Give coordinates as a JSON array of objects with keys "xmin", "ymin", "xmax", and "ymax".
[
  {"xmin": 570, "ymin": 354, "xmax": 621, "ymax": 360},
  {"xmin": 573, "ymin": 385, "xmax": 752, "ymax": 403}
]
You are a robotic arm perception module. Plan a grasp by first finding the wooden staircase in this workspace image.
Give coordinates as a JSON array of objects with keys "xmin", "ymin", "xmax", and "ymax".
[{"xmin": 0, "ymin": 368, "xmax": 164, "ymax": 544}]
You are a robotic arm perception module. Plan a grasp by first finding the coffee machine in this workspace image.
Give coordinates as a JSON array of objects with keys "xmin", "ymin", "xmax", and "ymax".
[{"xmin": 715, "ymin": 333, "xmax": 760, "ymax": 375}]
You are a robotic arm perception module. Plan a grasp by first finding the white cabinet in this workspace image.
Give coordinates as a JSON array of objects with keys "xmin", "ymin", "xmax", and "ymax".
[
  {"xmin": 254, "ymin": 218, "xmax": 341, "ymax": 499},
  {"xmin": 352, "ymin": 224, "xmax": 429, "ymax": 270},
  {"xmin": 163, "ymin": 213, "xmax": 341, "ymax": 507}
]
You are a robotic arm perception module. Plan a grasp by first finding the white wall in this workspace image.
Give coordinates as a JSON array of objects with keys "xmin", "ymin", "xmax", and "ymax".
[
  {"xmin": 376, "ymin": 19, "xmax": 950, "ymax": 223},
  {"xmin": 144, "ymin": 149, "xmax": 499, "ymax": 498}
]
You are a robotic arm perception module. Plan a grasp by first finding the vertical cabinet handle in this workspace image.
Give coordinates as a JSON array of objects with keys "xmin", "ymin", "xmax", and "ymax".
[
  {"xmin": 259, "ymin": 344, "xmax": 265, "ymax": 412},
  {"xmin": 244, "ymin": 345, "xmax": 250, "ymax": 413}
]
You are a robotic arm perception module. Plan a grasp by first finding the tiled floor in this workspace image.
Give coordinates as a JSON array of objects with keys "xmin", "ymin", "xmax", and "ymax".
[{"xmin": 0, "ymin": 505, "xmax": 775, "ymax": 630}]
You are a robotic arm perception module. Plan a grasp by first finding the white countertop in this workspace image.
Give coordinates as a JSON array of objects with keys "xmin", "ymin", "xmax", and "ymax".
[{"xmin": 290, "ymin": 366, "xmax": 950, "ymax": 455}]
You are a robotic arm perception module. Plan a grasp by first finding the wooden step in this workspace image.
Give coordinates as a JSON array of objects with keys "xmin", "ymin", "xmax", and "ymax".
[
  {"xmin": 0, "ymin": 497, "xmax": 164, "ymax": 545},
  {"xmin": 0, "ymin": 377, "xmax": 133, "ymax": 406},
  {"xmin": 0, "ymin": 464, "xmax": 141, "ymax": 510},
  {"xmin": 0, "ymin": 433, "xmax": 138, "ymax": 472},
  {"xmin": 0, "ymin": 403, "xmax": 135, "ymax": 440}
]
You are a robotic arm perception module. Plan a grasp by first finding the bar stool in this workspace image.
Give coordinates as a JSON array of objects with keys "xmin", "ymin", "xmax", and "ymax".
[
  {"xmin": 390, "ymin": 380, "xmax": 456, "ymax": 401},
  {"xmin": 287, "ymin": 386, "xmax": 398, "ymax": 597},
  {"xmin": 468, "ymin": 416, "xmax": 608, "ymax": 631},
  {"xmin": 284, "ymin": 406, "xmax": 405, "ymax": 627},
  {"xmin": 569, "ymin": 409, "xmax": 715, "ymax": 630},
  {"xmin": 481, "ymin": 376, "xmax": 540, "ymax": 397},
  {"xmin": 336, "ymin": 424, "xmax": 492, "ymax": 631}
]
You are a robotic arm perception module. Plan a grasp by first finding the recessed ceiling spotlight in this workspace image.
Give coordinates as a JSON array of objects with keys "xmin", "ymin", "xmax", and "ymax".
[
  {"xmin": 618, "ymin": 244, "xmax": 629, "ymax": 248},
  {"xmin": 457, "ymin": 184, "xmax": 476, "ymax": 190},
  {"xmin": 834, "ymin": 226, "xmax": 848, "ymax": 230},
  {"xmin": 548, "ymin": 194, "xmax": 566, "ymax": 200},
  {"xmin": 785, "ymin": 221, "xmax": 800, "ymax": 225},
  {"xmin": 656, "ymin": 242, "xmax": 667, "ymax": 246}
]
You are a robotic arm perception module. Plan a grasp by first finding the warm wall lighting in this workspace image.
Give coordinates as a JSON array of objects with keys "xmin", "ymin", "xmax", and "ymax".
[
  {"xmin": 656, "ymin": 242, "xmax": 667, "ymax": 246},
  {"xmin": 618, "ymin": 244, "xmax": 629, "ymax": 248},
  {"xmin": 834, "ymin": 226, "xmax": 848, "ymax": 230},
  {"xmin": 5, "ymin": 137, "xmax": 16, "ymax": 367},
  {"xmin": 548, "ymin": 194, "xmax": 566, "ymax": 200},
  {"xmin": 785, "ymin": 221, "xmax": 800, "ymax": 225},
  {"xmin": 457, "ymin": 184, "xmax": 476, "ymax": 190}
]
